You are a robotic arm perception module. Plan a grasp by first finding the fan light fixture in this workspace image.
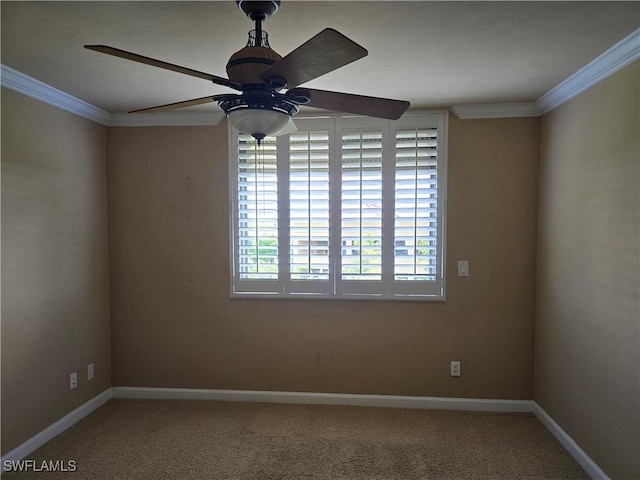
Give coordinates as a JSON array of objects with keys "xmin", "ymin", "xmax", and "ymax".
[
  {"xmin": 219, "ymin": 92, "xmax": 299, "ymax": 143},
  {"xmin": 227, "ymin": 109, "xmax": 289, "ymax": 142}
]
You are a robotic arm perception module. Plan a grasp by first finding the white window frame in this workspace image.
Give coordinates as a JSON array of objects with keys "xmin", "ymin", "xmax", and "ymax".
[{"xmin": 229, "ymin": 111, "xmax": 448, "ymax": 301}]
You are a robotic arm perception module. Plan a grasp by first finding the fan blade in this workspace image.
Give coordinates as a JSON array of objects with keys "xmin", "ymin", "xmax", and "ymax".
[
  {"xmin": 129, "ymin": 95, "xmax": 218, "ymax": 113},
  {"xmin": 85, "ymin": 45, "xmax": 242, "ymax": 91},
  {"xmin": 290, "ymin": 88, "xmax": 410, "ymax": 120},
  {"xmin": 260, "ymin": 28, "xmax": 367, "ymax": 88}
]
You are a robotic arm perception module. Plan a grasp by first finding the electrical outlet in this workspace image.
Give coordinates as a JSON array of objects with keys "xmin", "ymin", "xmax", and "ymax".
[
  {"xmin": 87, "ymin": 363, "xmax": 94, "ymax": 381},
  {"xmin": 450, "ymin": 361, "xmax": 461, "ymax": 377},
  {"xmin": 70, "ymin": 372, "xmax": 78, "ymax": 390}
]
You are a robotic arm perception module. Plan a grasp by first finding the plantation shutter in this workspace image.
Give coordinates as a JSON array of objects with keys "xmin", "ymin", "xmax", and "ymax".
[
  {"xmin": 287, "ymin": 127, "xmax": 332, "ymax": 294},
  {"xmin": 234, "ymin": 133, "xmax": 281, "ymax": 293},
  {"xmin": 231, "ymin": 113, "xmax": 447, "ymax": 300},
  {"xmin": 393, "ymin": 127, "xmax": 438, "ymax": 280},
  {"xmin": 390, "ymin": 117, "xmax": 445, "ymax": 297},
  {"xmin": 336, "ymin": 118, "xmax": 388, "ymax": 295}
]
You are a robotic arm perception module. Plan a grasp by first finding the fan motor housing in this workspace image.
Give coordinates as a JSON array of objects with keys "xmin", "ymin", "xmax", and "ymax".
[{"xmin": 226, "ymin": 46, "xmax": 282, "ymax": 85}]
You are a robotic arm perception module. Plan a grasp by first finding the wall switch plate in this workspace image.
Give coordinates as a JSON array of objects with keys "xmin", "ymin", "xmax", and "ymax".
[
  {"xmin": 70, "ymin": 372, "xmax": 78, "ymax": 390},
  {"xmin": 457, "ymin": 260, "xmax": 469, "ymax": 277},
  {"xmin": 450, "ymin": 361, "xmax": 461, "ymax": 377},
  {"xmin": 87, "ymin": 363, "xmax": 94, "ymax": 381}
]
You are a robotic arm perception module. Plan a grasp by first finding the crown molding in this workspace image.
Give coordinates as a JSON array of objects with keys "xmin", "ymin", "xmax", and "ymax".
[
  {"xmin": 0, "ymin": 63, "xmax": 224, "ymax": 127},
  {"xmin": 4, "ymin": 28, "xmax": 639, "ymax": 125},
  {"xmin": 450, "ymin": 103, "xmax": 539, "ymax": 119},
  {"xmin": 536, "ymin": 27, "xmax": 640, "ymax": 115},
  {"xmin": 1, "ymin": 64, "xmax": 110, "ymax": 125},
  {"xmin": 109, "ymin": 111, "xmax": 225, "ymax": 127},
  {"xmin": 452, "ymin": 28, "xmax": 639, "ymax": 119}
]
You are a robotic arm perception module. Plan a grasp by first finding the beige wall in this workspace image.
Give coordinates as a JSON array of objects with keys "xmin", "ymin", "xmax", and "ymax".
[
  {"xmin": 534, "ymin": 61, "xmax": 639, "ymax": 479},
  {"xmin": 2, "ymin": 55, "xmax": 636, "ymax": 477},
  {"xmin": 1, "ymin": 88, "xmax": 112, "ymax": 454},
  {"xmin": 107, "ymin": 115, "xmax": 539, "ymax": 400}
]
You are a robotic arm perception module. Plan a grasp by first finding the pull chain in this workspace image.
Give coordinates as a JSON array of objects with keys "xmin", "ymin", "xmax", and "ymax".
[{"xmin": 255, "ymin": 138, "xmax": 266, "ymax": 215}]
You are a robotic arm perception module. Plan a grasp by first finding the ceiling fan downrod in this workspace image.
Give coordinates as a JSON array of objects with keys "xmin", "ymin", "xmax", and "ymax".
[{"xmin": 237, "ymin": 1, "xmax": 280, "ymax": 47}]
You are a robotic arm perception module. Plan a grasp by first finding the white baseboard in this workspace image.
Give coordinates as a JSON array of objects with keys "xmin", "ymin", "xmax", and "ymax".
[
  {"xmin": 1, "ymin": 388, "xmax": 113, "ymax": 472},
  {"xmin": 532, "ymin": 402, "xmax": 610, "ymax": 480},
  {"xmin": 112, "ymin": 386, "xmax": 533, "ymax": 412},
  {"xmin": 0, "ymin": 387, "xmax": 609, "ymax": 480},
  {"xmin": 114, "ymin": 387, "xmax": 609, "ymax": 479}
]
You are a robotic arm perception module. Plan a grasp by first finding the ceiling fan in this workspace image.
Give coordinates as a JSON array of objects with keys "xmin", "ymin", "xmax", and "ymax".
[{"xmin": 85, "ymin": 0, "xmax": 410, "ymax": 142}]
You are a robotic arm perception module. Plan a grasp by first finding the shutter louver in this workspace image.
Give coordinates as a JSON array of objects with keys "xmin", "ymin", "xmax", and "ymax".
[
  {"xmin": 237, "ymin": 134, "xmax": 279, "ymax": 280},
  {"xmin": 341, "ymin": 130, "xmax": 383, "ymax": 281},
  {"xmin": 289, "ymin": 131, "xmax": 330, "ymax": 281},
  {"xmin": 394, "ymin": 128, "xmax": 438, "ymax": 282}
]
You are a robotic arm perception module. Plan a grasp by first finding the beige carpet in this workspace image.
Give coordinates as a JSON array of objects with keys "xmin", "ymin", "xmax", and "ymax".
[{"xmin": 5, "ymin": 399, "xmax": 588, "ymax": 479}]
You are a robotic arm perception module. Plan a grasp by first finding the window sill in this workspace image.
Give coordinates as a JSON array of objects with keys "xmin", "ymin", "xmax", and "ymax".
[{"xmin": 230, "ymin": 292, "xmax": 446, "ymax": 302}]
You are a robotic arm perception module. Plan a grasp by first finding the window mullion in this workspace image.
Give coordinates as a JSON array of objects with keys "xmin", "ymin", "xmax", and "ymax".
[
  {"xmin": 307, "ymin": 135, "xmax": 312, "ymax": 274},
  {"xmin": 329, "ymin": 118, "xmax": 341, "ymax": 295},
  {"xmin": 358, "ymin": 130, "xmax": 364, "ymax": 276},
  {"xmin": 381, "ymin": 120, "xmax": 395, "ymax": 295},
  {"xmin": 438, "ymin": 114, "xmax": 448, "ymax": 296},
  {"xmin": 277, "ymin": 134, "xmax": 290, "ymax": 294},
  {"xmin": 253, "ymin": 144, "xmax": 260, "ymax": 274},
  {"xmin": 229, "ymin": 127, "xmax": 240, "ymax": 293},
  {"xmin": 413, "ymin": 130, "xmax": 419, "ymax": 276}
]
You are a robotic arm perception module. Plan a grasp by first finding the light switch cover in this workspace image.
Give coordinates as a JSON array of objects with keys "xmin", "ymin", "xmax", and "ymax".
[{"xmin": 457, "ymin": 260, "xmax": 469, "ymax": 277}]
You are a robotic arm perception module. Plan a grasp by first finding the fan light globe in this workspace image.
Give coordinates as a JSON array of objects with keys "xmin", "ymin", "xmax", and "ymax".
[{"xmin": 227, "ymin": 108, "xmax": 290, "ymax": 142}]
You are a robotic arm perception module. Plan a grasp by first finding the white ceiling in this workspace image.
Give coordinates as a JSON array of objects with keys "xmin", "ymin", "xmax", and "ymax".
[{"xmin": 1, "ymin": 1, "xmax": 638, "ymax": 114}]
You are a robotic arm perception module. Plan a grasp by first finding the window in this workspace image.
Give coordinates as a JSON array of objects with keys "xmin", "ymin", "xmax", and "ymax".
[{"xmin": 229, "ymin": 113, "xmax": 447, "ymax": 300}]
